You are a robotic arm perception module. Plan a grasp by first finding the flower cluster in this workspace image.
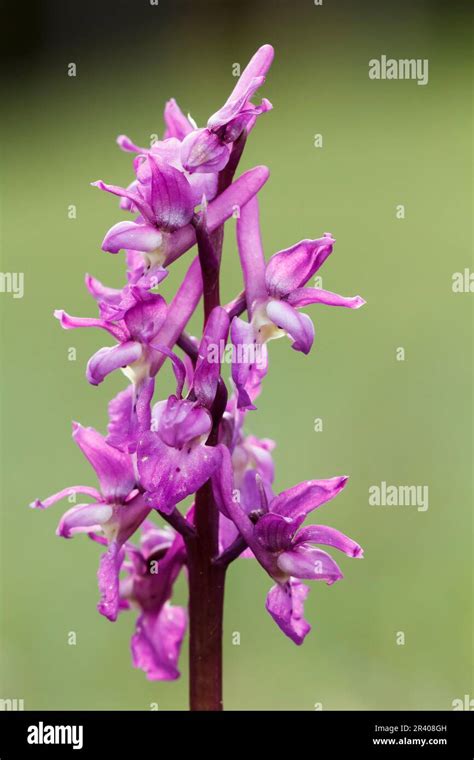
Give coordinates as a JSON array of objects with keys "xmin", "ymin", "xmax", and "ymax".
[{"xmin": 32, "ymin": 45, "xmax": 365, "ymax": 684}]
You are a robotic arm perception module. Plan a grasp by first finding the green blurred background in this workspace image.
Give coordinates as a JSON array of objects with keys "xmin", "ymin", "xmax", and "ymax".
[{"xmin": 1, "ymin": 0, "xmax": 472, "ymax": 710}]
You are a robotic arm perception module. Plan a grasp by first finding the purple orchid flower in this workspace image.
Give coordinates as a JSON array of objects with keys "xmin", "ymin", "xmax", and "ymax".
[
  {"xmin": 93, "ymin": 163, "xmax": 269, "ymax": 267},
  {"xmin": 55, "ymin": 255, "xmax": 203, "ymax": 390},
  {"xmin": 93, "ymin": 154, "xmax": 196, "ymax": 259},
  {"xmin": 33, "ymin": 43, "xmax": 365, "ymax": 706},
  {"xmin": 180, "ymin": 44, "xmax": 274, "ymax": 175},
  {"xmin": 117, "ymin": 131, "xmax": 219, "ymax": 211},
  {"xmin": 30, "ymin": 403, "xmax": 151, "ymax": 622},
  {"xmin": 230, "ymin": 196, "xmax": 365, "ymax": 407},
  {"xmin": 213, "ymin": 447, "xmax": 363, "ymax": 644},
  {"xmin": 119, "ymin": 521, "xmax": 187, "ymax": 680},
  {"xmin": 55, "ymin": 286, "xmax": 167, "ymax": 387},
  {"xmin": 137, "ymin": 306, "xmax": 229, "ymax": 514}
]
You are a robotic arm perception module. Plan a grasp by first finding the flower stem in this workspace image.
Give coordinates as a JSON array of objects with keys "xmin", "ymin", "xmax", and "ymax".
[
  {"xmin": 186, "ymin": 482, "xmax": 227, "ymax": 711},
  {"xmin": 185, "ymin": 136, "xmax": 247, "ymax": 710}
]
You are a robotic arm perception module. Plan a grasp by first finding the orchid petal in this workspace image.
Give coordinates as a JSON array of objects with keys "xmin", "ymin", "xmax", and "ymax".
[
  {"xmin": 265, "ymin": 299, "xmax": 315, "ymax": 354},
  {"xmin": 54, "ymin": 309, "xmax": 126, "ymax": 342},
  {"xmin": 92, "ymin": 180, "xmax": 152, "ymax": 223},
  {"xmin": 230, "ymin": 317, "xmax": 258, "ymax": 410},
  {"xmin": 181, "ymin": 128, "xmax": 231, "ymax": 174},
  {"xmin": 116, "ymin": 134, "xmax": 147, "ymax": 153},
  {"xmin": 226, "ymin": 44, "xmax": 274, "ymax": 104},
  {"xmin": 266, "ymin": 579, "xmax": 311, "ymax": 645},
  {"xmin": 136, "ymin": 155, "xmax": 194, "ymax": 231},
  {"xmin": 86, "ymin": 341, "xmax": 143, "ymax": 386},
  {"xmin": 72, "ymin": 422, "xmax": 136, "ymax": 502},
  {"xmin": 270, "ymin": 476, "xmax": 349, "ymax": 523},
  {"xmin": 294, "ymin": 525, "xmax": 364, "ymax": 558},
  {"xmin": 277, "ymin": 545, "xmax": 344, "ymax": 583},
  {"xmin": 123, "ymin": 292, "xmax": 167, "ymax": 344},
  {"xmin": 152, "ymin": 397, "xmax": 212, "ymax": 449},
  {"xmin": 102, "ymin": 221, "xmax": 163, "ymax": 255},
  {"xmin": 163, "ymin": 98, "xmax": 194, "ymax": 140},
  {"xmin": 288, "ymin": 287, "xmax": 366, "ymax": 310},
  {"xmin": 138, "ymin": 432, "xmax": 222, "ymax": 515},
  {"xmin": 84, "ymin": 274, "xmax": 122, "ymax": 303},
  {"xmin": 56, "ymin": 502, "xmax": 113, "ymax": 538},
  {"xmin": 254, "ymin": 513, "xmax": 295, "ymax": 553},
  {"xmin": 97, "ymin": 542, "xmax": 124, "ymax": 622},
  {"xmin": 194, "ymin": 306, "xmax": 230, "ymax": 409},
  {"xmin": 131, "ymin": 604, "xmax": 187, "ymax": 680},
  {"xmin": 29, "ymin": 485, "xmax": 101, "ymax": 509},
  {"xmin": 265, "ymin": 234, "xmax": 335, "ymax": 297},
  {"xmin": 236, "ymin": 196, "xmax": 267, "ymax": 314}
]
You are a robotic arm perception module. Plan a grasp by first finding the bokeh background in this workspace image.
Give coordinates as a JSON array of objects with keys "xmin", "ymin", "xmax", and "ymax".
[{"xmin": 1, "ymin": 0, "xmax": 472, "ymax": 710}]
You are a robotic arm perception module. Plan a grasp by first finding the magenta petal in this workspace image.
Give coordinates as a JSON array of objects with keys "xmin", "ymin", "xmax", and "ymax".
[
  {"xmin": 137, "ymin": 430, "xmax": 221, "ymax": 514},
  {"xmin": 106, "ymin": 386, "xmax": 134, "ymax": 450},
  {"xmin": 84, "ymin": 274, "xmax": 122, "ymax": 303},
  {"xmin": 57, "ymin": 502, "xmax": 113, "ymax": 538},
  {"xmin": 277, "ymin": 545, "xmax": 344, "ymax": 583},
  {"xmin": 236, "ymin": 196, "xmax": 267, "ymax": 315},
  {"xmin": 254, "ymin": 513, "xmax": 295, "ymax": 553},
  {"xmin": 239, "ymin": 468, "xmax": 271, "ymax": 514},
  {"xmin": 211, "ymin": 444, "xmax": 234, "ymax": 521},
  {"xmin": 218, "ymin": 513, "xmax": 241, "ymax": 553},
  {"xmin": 265, "ymin": 579, "xmax": 311, "ymax": 645},
  {"xmin": 140, "ymin": 155, "xmax": 194, "ymax": 232},
  {"xmin": 131, "ymin": 603, "xmax": 187, "ymax": 680},
  {"xmin": 265, "ymin": 299, "xmax": 315, "ymax": 354},
  {"xmin": 207, "ymin": 76, "xmax": 263, "ymax": 130},
  {"xmin": 265, "ymin": 234, "xmax": 335, "ymax": 297},
  {"xmin": 102, "ymin": 221, "xmax": 163, "ymax": 254},
  {"xmin": 92, "ymin": 180, "xmax": 152, "ymax": 222},
  {"xmin": 86, "ymin": 341, "xmax": 143, "ymax": 386},
  {"xmin": 116, "ymin": 134, "xmax": 147, "ymax": 153},
  {"xmin": 288, "ymin": 287, "xmax": 366, "ymax": 310},
  {"xmin": 115, "ymin": 493, "xmax": 151, "ymax": 546},
  {"xmin": 270, "ymin": 476, "xmax": 349, "ymax": 522},
  {"xmin": 30, "ymin": 485, "xmax": 101, "ymax": 509},
  {"xmin": 124, "ymin": 293, "xmax": 167, "ymax": 344},
  {"xmin": 181, "ymin": 128, "xmax": 230, "ymax": 174},
  {"xmin": 227, "ymin": 44, "xmax": 274, "ymax": 103},
  {"xmin": 295, "ymin": 525, "xmax": 364, "ymax": 558},
  {"xmin": 54, "ymin": 309, "xmax": 126, "ymax": 342},
  {"xmin": 72, "ymin": 422, "xmax": 135, "ymax": 502},
  {"xmin": 194, "ymin": 306, "xmax": 230, "ymax": 409},
  {"xmin": 106, "ymin": 381, "xmax": 155, "ymax": 454},
  {"xmin": 230, "ymin": 317, "xmax": 258, "ymax": 410},
  {"xmin": 97, "ymin": 542, "xmax": 123, "ymax": 621},
  {"xmin": 163, "ymin": 98, "xmax": 193, "ymax": 140},
  {"xmin": 133, "ymin": 377, "xmax": 156, "ymax": 441},
  {"xmin": 153, "ymin": 397, "xmax": 212, "ymax": 448}
]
